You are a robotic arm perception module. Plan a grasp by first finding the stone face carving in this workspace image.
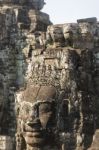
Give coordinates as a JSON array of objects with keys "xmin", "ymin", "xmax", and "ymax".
[
  {"xmin": 63, "ymin": 23, "xmax": 77, "ymax": 47},
  {"xmin": 79, "ymin": 22, "xmax": 92, "ymax": 36},
  {"xmin": 46, "ymin": 25, "xmax": 65, "ymax": 47},
  {"xmin": 16, "ymin": 85, "xmax": 58, "ymax": 149}
]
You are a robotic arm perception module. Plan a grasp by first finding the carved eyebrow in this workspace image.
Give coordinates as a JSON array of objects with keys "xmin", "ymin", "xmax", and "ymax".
[
  {"xmin": 31, "ymin": 101, "xmax": 55, "ymax": 108},
  {"xmin": 20, "ymin": 100, "xmax": 56, "ymax": 109}
]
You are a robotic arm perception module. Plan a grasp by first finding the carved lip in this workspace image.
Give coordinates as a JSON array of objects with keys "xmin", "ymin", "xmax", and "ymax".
[
  {"xmin": 24, "ymin": 126, "xmax": 41, "ymax": 132},
  {"xmin": 25, "ymin": 131, "xmax": 43, "ymax": 138},
  {"xmin": 24, "ymin": 122, "xmax": 44, "ymax": 136},
  {"xmin": 25, "ymin": 136, "xmax": 45, "ymax": 147}
]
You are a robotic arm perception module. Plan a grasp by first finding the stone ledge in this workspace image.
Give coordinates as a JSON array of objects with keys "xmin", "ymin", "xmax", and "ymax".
[{"xmin": 77, "ymin": 17, "xmax": 97, "ymax": 24}]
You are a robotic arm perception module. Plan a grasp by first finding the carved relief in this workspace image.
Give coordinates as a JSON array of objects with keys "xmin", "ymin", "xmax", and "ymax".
[{"xmin": 16, "ymin": 85, "xmax": 59, "ymax": 149}]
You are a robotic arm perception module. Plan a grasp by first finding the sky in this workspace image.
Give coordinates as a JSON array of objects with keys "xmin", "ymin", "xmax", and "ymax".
[{"xmin": 42, "ymin": 0, "xmax": 99, "ymax": 24}]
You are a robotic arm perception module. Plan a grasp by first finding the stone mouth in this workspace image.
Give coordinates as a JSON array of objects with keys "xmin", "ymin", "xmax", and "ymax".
[
  {"xmin": 24, "ymin": 122, "xmax": 46, "ymax": 136},
  {"xmin": 25, "ymin": 127, "xmax": 42, "ymax": 133},
  {"xmin": 25, "ymin": 131, "xmax": 43, "ymax": 138},
  {"xmin": 24, "ymin": 130, "xmax": 47, "ymax": 147}
]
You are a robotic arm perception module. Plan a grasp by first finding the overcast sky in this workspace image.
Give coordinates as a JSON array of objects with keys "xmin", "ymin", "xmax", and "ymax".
[{"xmin": 42, "ymin": 0, "xmax": 99, "ymax": 24}]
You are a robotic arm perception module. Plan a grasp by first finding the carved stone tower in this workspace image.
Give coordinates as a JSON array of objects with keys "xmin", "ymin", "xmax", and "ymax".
[{"xmin": 0, "ymin": 1, "xmax": 99, "ymax": 150}]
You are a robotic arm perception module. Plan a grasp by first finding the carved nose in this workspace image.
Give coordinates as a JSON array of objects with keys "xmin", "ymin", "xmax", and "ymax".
[
  {"xmin": 26, "ymin": 118, "xmax": 41, "ymax": 130},
  {"xmin": 28, "ymin": 108, "xmax": 38, "ymax": 120},
  {"xmin": 39, "ymin": 113, "xmax": 51, "ymax": 129}
]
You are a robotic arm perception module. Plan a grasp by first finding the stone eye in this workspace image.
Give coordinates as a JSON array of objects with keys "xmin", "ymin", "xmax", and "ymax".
[
  {"xmin": 22, "ymin": 105, "xmax": 31, "ymax": 115},
  {"xmin": 39, "ymin": 104, "xmax": 51, "ymax": 113}
]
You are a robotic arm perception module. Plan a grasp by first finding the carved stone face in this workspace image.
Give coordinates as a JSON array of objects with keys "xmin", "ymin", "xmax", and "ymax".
[
  {"xmin": 63, "ymin": 23, "xmax": 79, "ymax": 40},
  {"xmin": 63, "ymin": 24, "xmax": 73, "ymax": 40},
  {"xmin": 48, "ymin": 25, "xmax": 64, "ymax": 42},
  {"xmin": 79, "ymin": 23, "xmax": 93, "ymax": 37},
  {"xmin": 18, "ymin": 86, "xmax": 57, "ymax": 148}
]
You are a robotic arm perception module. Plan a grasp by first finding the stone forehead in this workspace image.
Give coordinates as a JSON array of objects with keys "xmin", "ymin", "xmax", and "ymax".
[
  {"xmin": 21, "ymin": 85, "xmax": 57, "ymax": 103},
  {"xmin": 78, "ymin": 23, "xmax": 92, "ymax": 34},
  {"xmin": 63, "ymin": 23, "xmax": 78, "ymax": 32},
  {"xmin": 47, "ymin": 25, "xmax": 63, "ymax": 32},
  {"xmin": 63, "ymin": 24, "xmax": 72, "ymax": 31},
  {"xmin": 79, "ymin": 22, "xmax": 91, "ymax": 27}
]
